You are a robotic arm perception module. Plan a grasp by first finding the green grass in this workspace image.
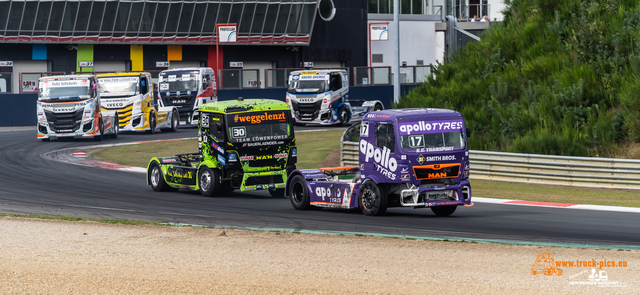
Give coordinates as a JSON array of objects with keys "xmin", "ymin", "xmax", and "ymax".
[
  {"xmin": 90, "ymin": 129, "xmax": 345, "ymax": 169},
  {"xmin": 473, "ymin": 179, "xmax": 640, "ymax": 207},
  {"xmin": 91, "ymin": 138, "xmax": 198, "ymax": 168}
]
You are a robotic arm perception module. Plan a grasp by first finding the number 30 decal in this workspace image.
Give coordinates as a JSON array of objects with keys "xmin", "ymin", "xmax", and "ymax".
[{"xmin": 232, "ymin": 126, "xmax": 246, "ymax": 138}]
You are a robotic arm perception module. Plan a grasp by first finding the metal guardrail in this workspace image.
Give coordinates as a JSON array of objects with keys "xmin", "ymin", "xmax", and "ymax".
[{"xmin": 340, "ymin": 124, "xmax": 640, "ymax": 190}]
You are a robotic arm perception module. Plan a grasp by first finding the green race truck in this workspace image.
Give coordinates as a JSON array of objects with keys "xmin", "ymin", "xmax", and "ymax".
[{"xmin": 147, "ymin": 98, "xmax": 297, "ymax": 197}]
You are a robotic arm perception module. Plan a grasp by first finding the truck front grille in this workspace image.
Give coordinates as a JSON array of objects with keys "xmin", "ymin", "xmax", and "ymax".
[
  {"xmin": 163, "ymin": 95, "xmax": 194, "ymax": 107},
  {"xmin": 291, "ymin": 100, "xmax": 322, "ymax": 120},
  {"xmin": 413, "ymin": 164, "xmax": 460, "ymax": 180},
  {"xmin": 102, "ymin": 105, "xmax": 133, "ymax": 128},
  {"xmin": 44, "ymin": 109, "xmax": 83, "ymax": 133}
]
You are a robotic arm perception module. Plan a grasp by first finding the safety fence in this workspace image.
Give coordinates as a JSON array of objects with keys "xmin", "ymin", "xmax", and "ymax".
[
  {"xmin": 0, "ymin": 65, "xmax": 432, "ymax": 94},
  {"xmin": 340, "ymin": 125, "xmax": 640, "ymax": 190}
]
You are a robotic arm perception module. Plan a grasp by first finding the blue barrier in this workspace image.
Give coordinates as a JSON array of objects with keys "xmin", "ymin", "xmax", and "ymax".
[
  {"xmin": 0, "ymin": 94, "xmax": 37, "ymax": 127},
  {"xmin": 0, "ymin": 85, "xmax": 421, "ymax": 126}
]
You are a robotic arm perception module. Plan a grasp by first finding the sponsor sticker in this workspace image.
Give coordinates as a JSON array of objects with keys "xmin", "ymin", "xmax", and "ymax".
[{"xmin": 399, "ymin": 120, "xmax": 464, "ymax": 135}]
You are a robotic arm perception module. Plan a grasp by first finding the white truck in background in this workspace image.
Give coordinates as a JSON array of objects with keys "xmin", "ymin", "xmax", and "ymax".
[
  {"xmin": 157, "ymin": 67, "xmax": 217, "ymax": 126},
  {"xmin": 286, "ymin": 69, "xmax": 384, "ymax": 126},
  {"xmin": 36, "ymin": 75, "xmax": 118, "ymax": 141}
]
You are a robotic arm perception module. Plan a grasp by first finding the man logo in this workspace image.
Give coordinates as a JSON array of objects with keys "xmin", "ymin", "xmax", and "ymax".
[{"xmin": 434, "ymin": 165, "xmax": 440, "ymax": 169}]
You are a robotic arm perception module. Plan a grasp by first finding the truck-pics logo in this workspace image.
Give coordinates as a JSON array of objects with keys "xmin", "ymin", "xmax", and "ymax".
[
  {"xmin": 531, "ymin": 249, "xmax": 563, "ymax": 276},
  {"xmin": 360, "ymin": 139, "xmax": 397, "ymax": 179}
]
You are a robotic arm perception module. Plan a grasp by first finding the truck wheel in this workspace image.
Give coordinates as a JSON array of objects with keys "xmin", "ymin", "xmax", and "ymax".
[
  {"xmin": 199, "ymin": 167, "xmax": 221, "ymax": 197},
  {"xmin": 289, "ymin": 175, "xmax": 312, "ymax": 210},
  {"xmin": 373, "ymin": 103, "xmax": 383, "ymax": 111},
  {"xmin": 146, "ymin": 112, "xmax": 156, "ymax": 134},
  {"xmin": 149, "ymin": 161, "xmax": 171, "ymax": 192},
  {"xmin": 338, "ymin": 106, "xmax": 350, "ymax": 126},
  {"xmin": 268, "ymin": 188, "xmax": 285, "ymax": 198},
  {"xmin": 111, "ymin": 115, "xmax": 119, "ymax": 139},
  {"xmin": 431, "ymin": 205, "xmax": 457, "ymax": 216},
  {"xmin": 41, "ymin": 138, "xmax": 50, "ymax": 142},
  {"xmin": 93, "ymin": 118, "xmax": 104, "ymax": 141},
  {"xmin": 358, "ymin": 180, "xmax": 387, "ymax": 216}
]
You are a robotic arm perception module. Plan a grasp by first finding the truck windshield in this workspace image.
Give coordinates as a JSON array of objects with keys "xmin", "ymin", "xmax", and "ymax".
[
  {"xmin": 226, "ymin": 111, "xmax": 292, "ymax": 143},
  {"xmin": 158, "ymin": 71, "xmax": 199, "ymax": 92},
  {"xmin": 399, "ymin": 120, "xmax": 466, "ymax": 152},
  {"xmin": 38, "ymin": 79, "xmax": 91, "ymax": 101},
  {"xmin": 288, "ymin": 80, "xmax": 326, "ymax": 94},
  {"xmin": 98, "ymin": 76, "xmax": 139, "ymax": 97}
]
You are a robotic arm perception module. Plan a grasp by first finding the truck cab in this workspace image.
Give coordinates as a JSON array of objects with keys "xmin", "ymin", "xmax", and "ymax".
[
  {"xmin": 286, "ymin": 70, "xmax": 353, "ymax": 125},
  {"xmin": 147, "ymin": 98, "xmax": 297, "ymax": 198},
  {"xmin": 98, "ymin": 72, "xmax": 179, "ymax": 133},
  {"xmin": 286, "ymin": 108, "xmax": 472, "ymax": 216},
  {"xmin": 36, "ymin": 75, "xmax": 118, "ymax": 141},
  {"xmin": 157, "ymin": 67, "xmax": 217, "ymax": 126}
]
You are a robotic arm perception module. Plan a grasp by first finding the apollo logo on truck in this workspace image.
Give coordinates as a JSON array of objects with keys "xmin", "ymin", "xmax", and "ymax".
[
  {"xmin": 399, "ymin": 120, "xmax": 464, "ymax": 135},
  {"xmin": 360, "ymin": 139, "xmax": 398, "ymax": 180}
]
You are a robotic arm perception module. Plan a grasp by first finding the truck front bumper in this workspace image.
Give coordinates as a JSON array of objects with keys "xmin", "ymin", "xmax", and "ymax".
[
  {"xmin": 240, "ymin": 169, "xmax": 288, "ymax": 191},
  {"xmin": 399, "ymin": 180, "xmax": 472, "ymax": 207}
]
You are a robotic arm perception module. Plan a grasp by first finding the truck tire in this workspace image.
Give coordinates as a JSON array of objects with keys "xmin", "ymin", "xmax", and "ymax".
[
  {"xmin": 338, "ymin": 106, "xmax": 350, "ymax": 126},
  {"xmin": 93, "ymin": 118, "xmax": 104, "ymax": 141},
  {"xmin": 431, "ymin": 205, "xmax": 457, "ymax": 216},
  {"xmin": 289, "ymin": 174, "xmax": 312, "ymax": 210},
  {"xmin": 146, "ymin": 112, "xmax": 156, "ymax": 134},
  {"xmin": 373, "ymin": 103, "xmax": 383, "ymax": 111},
  {"xmin": 110, "ymin": 115, "xmax": 119, "ymax": 139},
  {"xmin": 149, "ymin": 161, "xmax": 172, "ymax": 192},
  {"xmin": 358, "ymin": 180, "xmax": 387, "ymax": 216},
  {"xmin": 199, "ymin": 167, "xmax": 221, "ymax": 197},
  {"xmin": 268, "ymin": 188, "xmax": 285, "ymax": 198}
]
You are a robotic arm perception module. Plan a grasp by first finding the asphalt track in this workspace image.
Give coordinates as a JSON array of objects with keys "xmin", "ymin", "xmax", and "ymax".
[{"xmin": 1, "ymin": 126, "xmax": 640, "ymax": 249}]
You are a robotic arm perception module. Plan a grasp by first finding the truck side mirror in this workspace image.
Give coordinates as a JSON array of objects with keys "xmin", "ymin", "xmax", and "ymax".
[{"xmin": 466, "ymin": 128, "xmax": 471, "ymax": 138}]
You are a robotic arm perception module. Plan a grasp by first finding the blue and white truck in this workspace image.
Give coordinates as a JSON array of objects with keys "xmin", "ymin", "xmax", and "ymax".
[
  {"xmin": 157, "ymin": 67, "xmax": 217, "ymax": 126},
  {"xmin": 286, "ymin": 69, "xmax": 383, "ymax": 125}
]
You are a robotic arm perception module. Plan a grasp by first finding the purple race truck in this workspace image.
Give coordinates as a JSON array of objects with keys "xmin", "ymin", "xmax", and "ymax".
[{"xmin": 286, "ymin": 108, "xmax": 473, "ymax": 216}]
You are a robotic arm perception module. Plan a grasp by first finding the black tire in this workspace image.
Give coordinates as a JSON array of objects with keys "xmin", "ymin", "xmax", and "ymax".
[
  {"xmin": 431, "ymin": 206, "xmax": 457, "ymax": 216},
  {"xmin": 373, "ymin": 103, "xmax": 383, "ymax": 111},
  {"xmin": 93, "ymin": 118, "xmax": 104, "ymax": 141},
  {"xmin": 41, "ymin": 138, "xmax": 50, "ymax": 142},
  {"xmin": 268, "ymin": 188, "xmax": 285, "ymax": 198},
  {"xmin": 198, "ymin": 167, "xmax": 221, "ymax": 197},
  {"xmin": 338, "ymin": 106, "xmax": 350, "ymax": 126},
  {"xmin": 110, "ymin": 115, "xmax": 119, "ymax": 139},
  {"xmin": 358, "ymin": 180, "xmax": 387, "ymax": 216},
  {"xmin": 289, "ymin": 174, "xmax": 312, "ymax": 210},
  {"xmin": 146, "ymin": 112, "xmax": 156, "ymax": 134},
  {"xmin": 149, "ymin": 161, "xmax": 171, "ymax": 192},
  {"xmin": 295, "ymin": 122, "xmax": 306, "ymax": 127}
]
